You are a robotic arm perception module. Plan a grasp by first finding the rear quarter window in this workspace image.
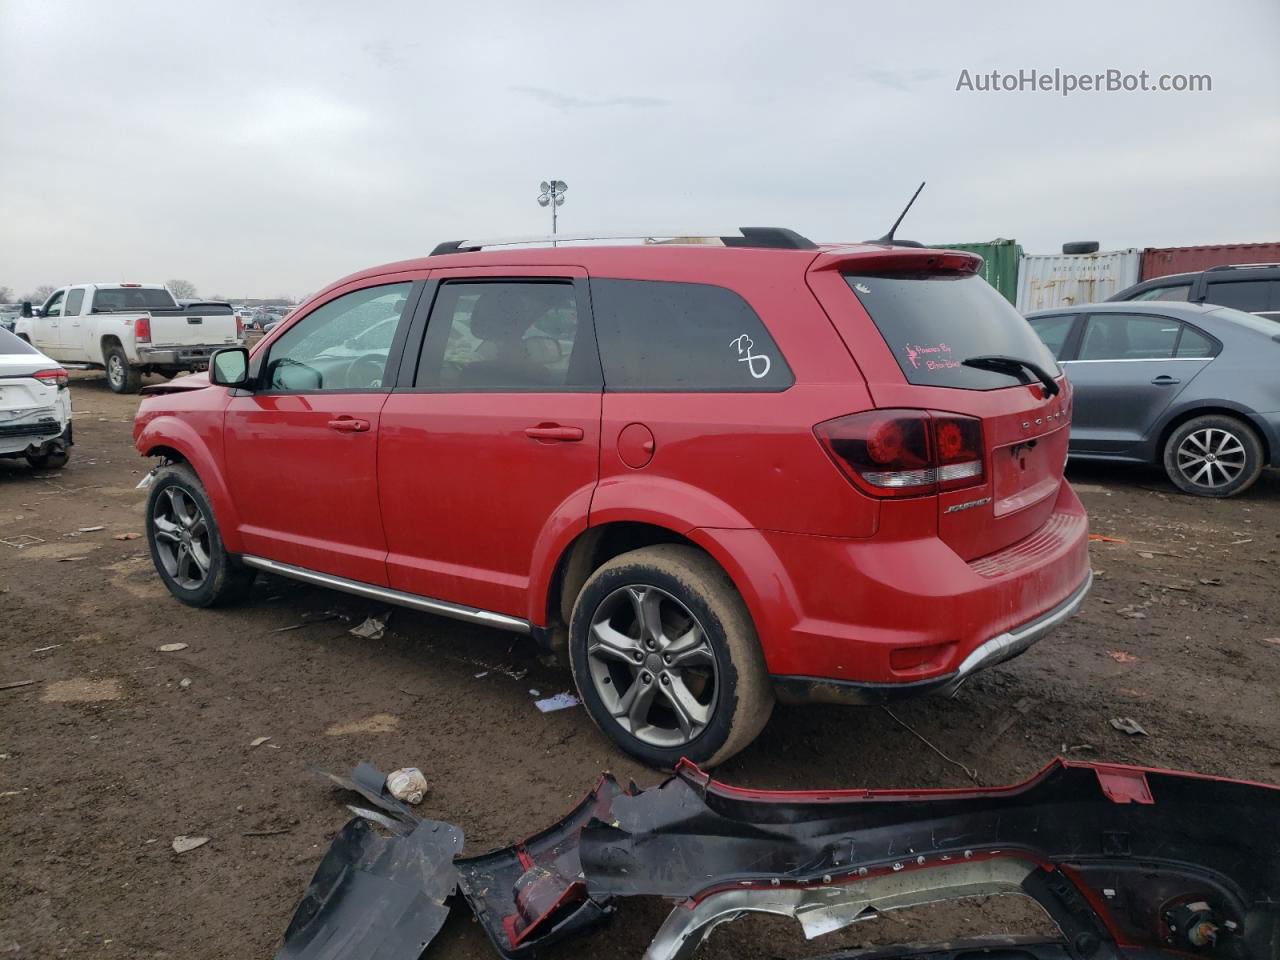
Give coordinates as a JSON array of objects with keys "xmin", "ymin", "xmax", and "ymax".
[
  {"xmin": 845, "ymin": 273, "xmax": 1059, "ymax": 389},
  {"xmin": 0, "ymin": 327, "xmax": 39, "ymax": 354},
  {"xmin": 590, "ymin": 278, "xmax": 793, "ymax": 391}
]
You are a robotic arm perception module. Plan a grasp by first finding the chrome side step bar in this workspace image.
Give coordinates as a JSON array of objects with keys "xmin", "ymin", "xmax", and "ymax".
[{"xmin": 240, "ymin": 556, "xmax": 531, "ymax": 634}]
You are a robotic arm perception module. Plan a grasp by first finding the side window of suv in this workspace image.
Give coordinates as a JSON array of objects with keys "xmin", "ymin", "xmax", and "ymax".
[
  {"xmin": 590, "ymin": 278, "xmax": 793, "ymax": 390},
  {"xmin": 1204, "ymin": 279, "xmax": 1273, "ymax": 313},
  {"xmin": 64, "ymin": 289, "xmax": 85, "ymax": 316},
  {"xmin": 263, "ymin": 283, "xmax": 412, "ymax": 392},
  {"xmin": 1130, "ymin": 284, "xmax": 1191, "ymax": 302},
  {"xmin": 414, "ymin": 280, "xmax": 598, "ymax": 391}
]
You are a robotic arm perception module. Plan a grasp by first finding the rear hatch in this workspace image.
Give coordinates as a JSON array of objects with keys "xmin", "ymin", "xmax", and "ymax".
[{"xmin": 808, "ymin": 249, "xmax": 1071, "ymax": 561}]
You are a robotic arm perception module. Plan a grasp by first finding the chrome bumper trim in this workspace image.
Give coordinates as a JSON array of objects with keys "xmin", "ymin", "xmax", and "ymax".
[{"xmin": 955, "ymin": 571, "xmax": 1093, "ymax": 678}]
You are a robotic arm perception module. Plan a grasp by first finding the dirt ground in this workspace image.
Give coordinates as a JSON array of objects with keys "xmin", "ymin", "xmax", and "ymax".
[{"xmin": 2, "ymin": 374, "xmax": 1278, "ymax": 959}]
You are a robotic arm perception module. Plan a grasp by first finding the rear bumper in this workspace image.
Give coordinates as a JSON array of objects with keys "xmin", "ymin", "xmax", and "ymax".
[
  {"xmin": 773, "ymin": 571, "xmax": 1092, "ymax": 705},
  {"xmin": 136, "ymin": 344, "xmax": 227, "ymax": 367},
  {"xmin": 700, "ymin": 481, "xmax": 1091, "ymax": 695},
  {"xmin": 0, "ymin": 419, "xmax": 72, "ymax": 458}
]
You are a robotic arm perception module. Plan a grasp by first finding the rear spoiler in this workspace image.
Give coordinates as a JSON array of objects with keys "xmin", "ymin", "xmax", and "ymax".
[{"xmin": 810, "ymin": 247, "xmax": 984, "ymax": 275}]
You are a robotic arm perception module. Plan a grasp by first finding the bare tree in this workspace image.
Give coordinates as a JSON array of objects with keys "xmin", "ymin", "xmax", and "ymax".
[
  {"xmin": 23, "ymin": 285, "xmax": 56, "ymax": 304},
  {"xmin": 168, "ymin": 279, "xmax": 199, "ymax": 299},
  {"xmin": 0, "ymin": 286, "xmax": 14, "ymax": 303}
]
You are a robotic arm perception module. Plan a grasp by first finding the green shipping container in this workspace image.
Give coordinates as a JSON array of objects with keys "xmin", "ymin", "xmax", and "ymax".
[{"xmin": 931, "ymin": 239, "xmax": 1023, "ymax": 304}]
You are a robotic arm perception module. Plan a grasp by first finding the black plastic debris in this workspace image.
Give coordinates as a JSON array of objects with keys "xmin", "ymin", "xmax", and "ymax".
[
  {"xmin": 454, "ymin": 774, "xmax": 634, "ymax": 958},
  {"xmin": 276, "ymin": 766, "xmax": 463, "ymax": 960}
]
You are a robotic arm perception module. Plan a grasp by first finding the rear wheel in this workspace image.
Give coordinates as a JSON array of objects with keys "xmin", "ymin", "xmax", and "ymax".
[
  {"xmin": 146, "ymin": 464, "xmax": 254, "ymax": 606},
  {"xmin": 1163, "ymin": 415, "xmax": 1263, "ymax": 498},
  {"xmin": 26, "ymin": 449, "xmax": 69, "ymax": 470},
  {"xmin": 569, "ymin": 545, "xmax": 773, "ymax": 769},
  {"xmin": 104, "ymin": 343, "xmax": 141, "ymax": 394}
]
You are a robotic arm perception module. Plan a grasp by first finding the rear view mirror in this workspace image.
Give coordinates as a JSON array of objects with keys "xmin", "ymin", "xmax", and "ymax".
[
  {"xmin": 210, "ymin": 347, "xmax": 251, "ymax": 388},
  {"xmin": 21, "ymin": 301, "xmax": 32, "ymax": 318}
]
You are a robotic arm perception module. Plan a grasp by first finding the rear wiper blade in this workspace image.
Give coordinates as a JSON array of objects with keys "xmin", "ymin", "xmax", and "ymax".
[{"xmin": 962, "ymin": 354, "xmax": 1060, "ymax": 396}]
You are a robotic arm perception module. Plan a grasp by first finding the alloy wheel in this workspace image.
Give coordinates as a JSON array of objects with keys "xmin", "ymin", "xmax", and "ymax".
[
  {"xmin": 586, "ymin": 585, "xmax": 719, "ymax": 748},
  {"xmin": 1175, "ymin": 427, "xmax": 1246, "ymax": 489},
  {"xmin": 152, "ymin": 486, "xmax": 212, "ymax": 589},
  {"xmin": 108, "ymin": 355, "xmax": 125, "ymax": 389}
]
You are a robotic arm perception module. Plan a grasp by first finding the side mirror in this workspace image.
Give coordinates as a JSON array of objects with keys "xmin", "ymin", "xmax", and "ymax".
[
  {"xmin": 210, "ymin": 346, "xmax": 251, "ymax": 388},
  {"xmin": 21, "ymin": 301, "xmax": 33, "ymax": 318}
]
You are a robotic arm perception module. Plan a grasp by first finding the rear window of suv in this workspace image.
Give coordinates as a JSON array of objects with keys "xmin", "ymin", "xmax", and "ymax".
[
  {"xmin": 845, "ymin": 272, "xmax": 1059, "ymax": 389},
  {"xmin": 591, "ymin": 278, "xmax": 793, "ymax": 391}
]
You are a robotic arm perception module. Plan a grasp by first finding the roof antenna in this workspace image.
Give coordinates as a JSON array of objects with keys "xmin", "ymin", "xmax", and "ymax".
[{"xmin": 871, "ymin": 181, "xmax": 926, "ymax": 245}]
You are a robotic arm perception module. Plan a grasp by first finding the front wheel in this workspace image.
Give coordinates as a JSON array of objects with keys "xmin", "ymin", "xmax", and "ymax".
[
  {"xmin": 569, "ymin": 545, "xmax": 773, "ymax": 769},
  {"xmin": 1163, "ymin": 415, "xmax": 1264, "ymax": 498},
  {"xmin": 145, "ymin": 463, "xmax": 254, "ymax": 607},
  {"xmin": 104, "ymin": 343, "xmax": 141, "ymax": 394}
]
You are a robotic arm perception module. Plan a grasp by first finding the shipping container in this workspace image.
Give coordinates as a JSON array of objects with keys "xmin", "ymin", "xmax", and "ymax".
[
  {"xmin": 932, "ymin": 238, "xmax": 1023, "ymax": 304},
  {"xmin": 1141, "ymin": 242, "xmax": 1280, "ymax": 280},
  {"xmin": 1015, "ymin": 249, "xmax": 1141, "ymax": 313}
]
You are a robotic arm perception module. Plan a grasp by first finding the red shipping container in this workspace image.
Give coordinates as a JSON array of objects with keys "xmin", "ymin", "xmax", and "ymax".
[{"xmin": 1142, "ymin": 242, "xmax": 1280, "ymax": 280}]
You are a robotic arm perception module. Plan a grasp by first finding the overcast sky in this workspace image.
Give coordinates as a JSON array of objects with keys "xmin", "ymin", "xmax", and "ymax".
[{"xmin": 2, "ymin": 0, "xmax": 1277, "ymax": 298}]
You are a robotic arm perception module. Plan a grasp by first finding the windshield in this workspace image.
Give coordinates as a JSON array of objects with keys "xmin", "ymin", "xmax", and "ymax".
[
  {"xmin": 91, "ymin": 287, "xmax": 178, "ymax": 312},
  {"xmin": 845, "ymin": 272, "xmax": 1060, "ymax": 389}
]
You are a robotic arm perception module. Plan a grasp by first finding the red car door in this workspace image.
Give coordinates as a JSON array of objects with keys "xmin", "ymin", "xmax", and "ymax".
[
  {"xmin": 378, "ymin": 267, "xmax": 601, "ymax": 620},
  {"xmin": 222, "ymin": 278, "xmax": 423, "ymax": 584}
]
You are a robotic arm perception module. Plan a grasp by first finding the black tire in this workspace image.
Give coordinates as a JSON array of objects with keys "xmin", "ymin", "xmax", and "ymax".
[
  {"xmin": 1162, "ymin": 414, "xmax": 1264, "ymax": 498},
  {"xmin": 1061, "ymin": 241, "xmax": 1100, "ymax": 255},
  {"xmin": 26, "ymin": 449, "xmax": 69, "ymax": 470},
  {"xmin": 145, "ymin": 463, "xmax": 254, "ymax": 607},
  {"xmin": 569, "ymin": 545, "xmax": 773, "ymax": 769},
  {"xmin": 104, "ymin": 342, "xmax": 141, "ymax": 394}
]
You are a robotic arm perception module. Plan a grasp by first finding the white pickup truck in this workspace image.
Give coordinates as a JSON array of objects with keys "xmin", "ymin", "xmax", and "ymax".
[{"xmin": 16, "ymin": 283, "xmax": 241, "ymax": 393}]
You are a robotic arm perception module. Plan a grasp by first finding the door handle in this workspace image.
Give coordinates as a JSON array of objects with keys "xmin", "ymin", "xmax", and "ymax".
[
  {"xmin": 524, "ymin": 424, "xmax": 584, "ymax": 442},
  {"xmin": 328, "ymin": 417, "xmax": 370, "ymax": 433},
  {"xmin": 1151, "ymin": 375, "xmax": 1181, "ymax": 386}
]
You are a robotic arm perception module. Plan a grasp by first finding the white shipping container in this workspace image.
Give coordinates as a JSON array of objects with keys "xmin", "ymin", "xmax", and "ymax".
[{"xmin": 1015, "ymin": 249, "xmax": 1142, "ymax": 312}]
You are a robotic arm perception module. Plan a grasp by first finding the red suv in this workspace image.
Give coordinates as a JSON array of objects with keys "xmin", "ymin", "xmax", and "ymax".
[{"xmin": 133, "ymin": 228, "xmax": 1090, "ymax": 768}]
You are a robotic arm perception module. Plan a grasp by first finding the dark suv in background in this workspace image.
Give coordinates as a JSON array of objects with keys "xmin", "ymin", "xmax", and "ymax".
[{"xmin": 1110, "ymin": 263, "xmax": 1280, "ymax": 324}]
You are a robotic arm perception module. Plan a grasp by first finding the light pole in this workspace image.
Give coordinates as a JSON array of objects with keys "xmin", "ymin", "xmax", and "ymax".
[{"xmin": 537, "ymin": 180, "xmax": 567, "ymax": 244}]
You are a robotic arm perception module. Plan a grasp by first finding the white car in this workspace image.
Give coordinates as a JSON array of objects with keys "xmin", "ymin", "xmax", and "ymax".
[{"xmin": 0, "ymin": 327, "xmax": 72, "ymax": 469}]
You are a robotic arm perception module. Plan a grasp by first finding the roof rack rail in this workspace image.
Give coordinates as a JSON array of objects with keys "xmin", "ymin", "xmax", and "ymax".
[
  {"xmin": 429, "ymin": 227, "xmax": 817, "ymax": 256},
  {"xmin": 1203, "ymin": 262, "xmax": 1280, "ymax": 273}
]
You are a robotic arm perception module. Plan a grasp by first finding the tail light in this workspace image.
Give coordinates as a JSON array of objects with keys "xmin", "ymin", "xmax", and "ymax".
[
  {"xmin": 135, "ymin": 315, "xmax": 151, "ymax": 343},
  {"xmin": 814, "ymin": 409, "xmax": 985, "ymax": 498},
  {"xmin": 33, "ymin": 368, "xmax": 69, "ymax": 389},
  {"xmin": 235, "ymin": 314, "xmax": 244, "ymax": 337}
]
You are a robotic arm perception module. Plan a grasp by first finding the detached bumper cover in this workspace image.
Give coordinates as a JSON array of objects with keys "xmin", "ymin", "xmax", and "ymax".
[
  {"xmin": 283, "ymin": 759, "xmax": 1279, "ymax": 960},
  {"xmin": 774, "ymin": 570, "xmax": 1092, "ymax": 705}
]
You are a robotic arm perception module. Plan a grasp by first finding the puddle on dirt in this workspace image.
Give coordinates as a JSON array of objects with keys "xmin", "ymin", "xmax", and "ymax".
[
  {"xmin": 41, "ymin": 678, "xmax": 123, "ymax": 702},
  {"xmin": 325, "ymin": 714, "xmax": 400, "ymax": 736}
]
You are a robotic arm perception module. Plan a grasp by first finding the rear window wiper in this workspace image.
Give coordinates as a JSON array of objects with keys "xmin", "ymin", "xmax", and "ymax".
[{"xmin": 962, "ymin": 355, "xmax": 1060, "ymax": 396}]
